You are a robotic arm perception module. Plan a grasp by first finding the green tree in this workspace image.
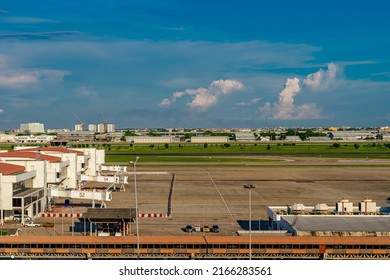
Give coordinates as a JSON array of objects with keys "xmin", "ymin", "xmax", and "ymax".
[
  {"xmin": 267, "ymin": 144, "xmax": 271, "ymax": 150},
  {"xmin": 354, "ymin": 143, "xmax": 360, "ymax": 150},
  {"xmin": 164, "ymin": 143, "xmax": 169, "ymax": 149},
  {"xmin": 204, "ymin": 143, "xmax": 208, "ymax": 149},
  {"xmin": 332, "ymin": 143, "xmax": 340, "ymax": 148}
]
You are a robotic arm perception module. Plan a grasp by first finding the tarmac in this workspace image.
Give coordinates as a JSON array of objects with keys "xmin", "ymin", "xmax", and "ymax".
[{"xmin": 7, "ymin": 156, "xmax": 390, "ymax": 237}]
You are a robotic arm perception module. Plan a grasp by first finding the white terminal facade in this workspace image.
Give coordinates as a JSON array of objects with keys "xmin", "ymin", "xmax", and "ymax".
[{"xmin": 0, "ymin": 146, "xmax": 105, "ymax": 224}]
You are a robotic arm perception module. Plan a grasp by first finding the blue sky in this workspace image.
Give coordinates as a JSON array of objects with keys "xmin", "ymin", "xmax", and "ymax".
[{"xmin": 0, "ymin": 0, "xmax": 389, "ymax": 129}]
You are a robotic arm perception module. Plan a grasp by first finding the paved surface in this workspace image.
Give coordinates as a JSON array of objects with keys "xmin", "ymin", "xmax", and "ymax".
[{"xmin": 6, "ymin": 156, "xmax": 390, "ymax": 237}]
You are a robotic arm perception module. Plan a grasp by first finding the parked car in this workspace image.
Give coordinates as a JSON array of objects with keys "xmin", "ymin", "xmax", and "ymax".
[
  {"xmin": 183, "ymin": 225, "xmax": 194, "ymax": 232},
  {"xmin": 203, "ymin": 225, "xmax": 210, "ymax": 233},
  {"xmin": 43, "ymin": 222, "xmax": 54, "ymax": 227},
  {"xmin": 210, "ymin": 225, "xmax": 220, "ymax": 233},
  {"xmin": 24, "ymin": 222, "xmax": 42, "ymax": 227}
]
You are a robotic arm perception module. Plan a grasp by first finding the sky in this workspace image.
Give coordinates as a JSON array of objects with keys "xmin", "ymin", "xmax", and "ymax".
[{"xmin": 0, "ymin": 0, "xmax": 389, "ymax": 129}]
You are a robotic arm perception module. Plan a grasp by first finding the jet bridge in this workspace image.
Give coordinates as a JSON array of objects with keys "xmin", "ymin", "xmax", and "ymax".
[{"xmin": 48, "ymin": 185, "xmax": 112, "ymax": 208}]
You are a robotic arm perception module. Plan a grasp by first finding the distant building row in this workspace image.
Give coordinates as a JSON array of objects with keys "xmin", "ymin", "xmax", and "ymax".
[
  {"xmin": 75, "ymin": 124, "xmax": 116, "ymax": 133},
  {"xmin": 2, "ymin": 133, "xmax": 390, "ymax": 144},
  {"xmin": 18, "ymin": 122, "xmax": 116, "ymax": 134}
]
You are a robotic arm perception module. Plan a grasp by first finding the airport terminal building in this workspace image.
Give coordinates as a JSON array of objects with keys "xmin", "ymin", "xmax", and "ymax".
[{"xmin": 0, "ymin": 147, "xmax": 105, "ymax": 223}]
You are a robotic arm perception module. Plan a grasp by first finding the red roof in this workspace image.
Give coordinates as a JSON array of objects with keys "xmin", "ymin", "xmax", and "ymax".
[
  {"xmin": 0, "ymin": 162, "xmax": 25, "ymax": 175},
  {"xmin": 20, "ymin": 147, "xmax": 84, "ymax": 156},
  {"xmin": 0, "ymin": 151, "xmax": 61, "ymax": 162}
]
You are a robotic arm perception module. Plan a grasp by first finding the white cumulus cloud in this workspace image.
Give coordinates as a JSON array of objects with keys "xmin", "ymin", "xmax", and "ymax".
[
  {"xmin": 0, "ymin": 108, "xmax": 4, "ymax": 113},
  {"xmin": 160, "ymin": 79, "xmax": 244, "ymax": 111},
  {"xmin": 159, "ymin": 98, "xmax": 171, "ymax": 107},
  {"xmin": 236, "ymin": 97, "xmax": 262, "ymax": 106},
  {"xmin": 75, "ymin": 86, "xmax": 99, "ymax": 98},
  {"xmin": 0, "ymin": 69, "xmax": 68, "ymax": 88},
  {"xmin": 0, "ymin": 73, "xmax": 39, "ymax": 87},
  {"xmin": 274, "ymin": 77, "xmax": 301, "ymax": 119},
  {"xmin": 259, "ymin": 77, "xmax": 322, "ymax": 120},
  {"xmin": 259, "ymin": 63, "xmax": 341, "ymax": 120},
  {"xmin": 303, "ymin": 63, "xmax": 338, "ymax": 91}
]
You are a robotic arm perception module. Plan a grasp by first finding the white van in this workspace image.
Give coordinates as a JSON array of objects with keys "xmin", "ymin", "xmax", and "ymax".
[{"xmin": 13, "ymin": 215, "xmax": 31, "ymax": 222}]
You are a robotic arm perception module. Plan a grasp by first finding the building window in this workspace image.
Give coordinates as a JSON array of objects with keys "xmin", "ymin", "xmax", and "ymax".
[
  {"xmin": 13, "ymin": 182, "xmax": 26, "ymax": 195},
  {"xmin": 12, "ymin": 198, "xmax": 22, "ymax": 207}
]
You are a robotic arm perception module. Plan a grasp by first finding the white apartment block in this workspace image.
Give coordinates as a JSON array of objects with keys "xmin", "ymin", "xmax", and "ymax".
[
  {"xmin": 97, "ymin": 123, "xmax": 106, "ymax": 133},
  {"xmin": 107, "ymin": 124, "xmax": 115, "ymax": 132},
  {"xmin": 74, "ymin": 124, "xmax": 83, "ymax": 131},
  {"xmin": 88, "ymin": 124, "xmax": 97, "ymax": 132},
  {"xmin": 20, "ymin": 123, "xmax": 45, "ymax": 133}
]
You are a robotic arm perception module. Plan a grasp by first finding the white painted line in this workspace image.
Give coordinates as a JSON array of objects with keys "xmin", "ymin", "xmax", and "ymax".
[{"xmin": 208, "ymin": 172, "xmax": 234, "ymax": 219}]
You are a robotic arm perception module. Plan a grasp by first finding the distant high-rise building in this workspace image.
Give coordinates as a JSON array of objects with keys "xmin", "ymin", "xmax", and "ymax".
[
  {"xmin": 88, "ymin": 124, "xmax": 97, "ymax": 132},
  {"xmin": 20, "ymin": 123, "xmax": 45, "ymax": 133},
  {"xmin": 107, "ymin": 124, "xmax": 115, "ymax": 132},
  {"xmin": 97, "ymin": 123, "xmax": 106, "ymax": 133},
  {"xmin": 74, "ymin": 124, "xmax": 83, "ymax": 131}
]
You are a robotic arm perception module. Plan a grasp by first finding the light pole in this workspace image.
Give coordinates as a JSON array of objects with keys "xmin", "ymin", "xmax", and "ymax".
[
  {"xmin": 130, "ymin": 156, "xmax": 140, "ymax": 259},
  {"xmin": 243, "ymin": 184, "xmax": 255, "ymax": 260}
]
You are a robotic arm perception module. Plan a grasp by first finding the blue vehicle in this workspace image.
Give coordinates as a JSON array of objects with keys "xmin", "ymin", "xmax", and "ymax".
[
  {"xmin": 183, "ymin": 225, "xmax": 194, "ymax": 232},
  {"xmin": 210, "ymin": 225, "xmax": 219, "ymax": 233}
]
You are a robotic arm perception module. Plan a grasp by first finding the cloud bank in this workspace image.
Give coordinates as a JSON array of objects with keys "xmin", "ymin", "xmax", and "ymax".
[{"xmin": 160, "ymin": 79, "xmax": 245, "ymax": 111}]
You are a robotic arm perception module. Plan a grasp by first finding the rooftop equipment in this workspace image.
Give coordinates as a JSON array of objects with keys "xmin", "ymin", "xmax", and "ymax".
[
  {"xmin": 314, "ymin": 203, "xmax": 329, "ymax": 213},
  {"xmin": 291, "ymin": 203, "xmax": 305, "ymax": 214},
  {"xmin": 358, "ymin": 198, "xmax": 376, "ymax": 214},
  {"xmin": 336, "ymin": 199, "xmax": 353, "ymax": 214}
]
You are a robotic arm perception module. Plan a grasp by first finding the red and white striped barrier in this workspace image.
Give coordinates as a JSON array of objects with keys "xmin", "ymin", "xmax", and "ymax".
[
  {"xmin": 41, "ymin": 213, "xmax": 166, "ymax": 218},
  {"xmin": 41, "ymin": 213, "xmax": 83, "ymax": 218},
  {"xmin": 138, "ymin": 213, "xmax": 166, "ymax": 218}
]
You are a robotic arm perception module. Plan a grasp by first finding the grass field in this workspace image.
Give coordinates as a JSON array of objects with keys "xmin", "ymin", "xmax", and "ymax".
[
  {"xmin": 3, "ymin": 142, "xmax": 390, "ymax": 161},
  {"xmin": 103, "ymin": 142, "xmax": 390, "ymax": 159},
  {"xmin": 105, "ymin": 155, "xmax": 281, "ymax": 163}
]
